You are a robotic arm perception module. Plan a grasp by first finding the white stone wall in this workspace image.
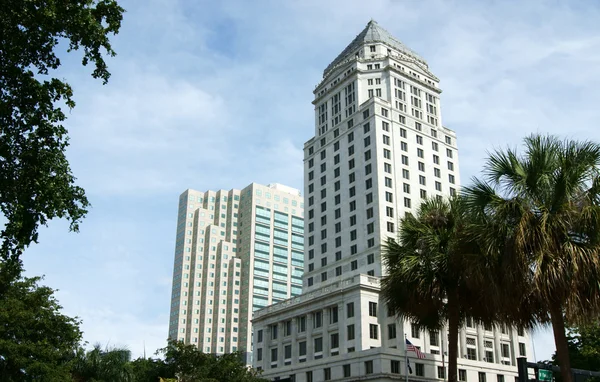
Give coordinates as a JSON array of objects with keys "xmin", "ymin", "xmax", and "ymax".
[{"xmin": 252, "ymin": 275, "xmax": 531, "ymax": 382}]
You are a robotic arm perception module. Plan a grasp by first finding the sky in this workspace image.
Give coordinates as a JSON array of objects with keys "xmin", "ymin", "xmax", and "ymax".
[{"xmin": 19, "ymin": 0, "xmax": 600, "ymax": 363}]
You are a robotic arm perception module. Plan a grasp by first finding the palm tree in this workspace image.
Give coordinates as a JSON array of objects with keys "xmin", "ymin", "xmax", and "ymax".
[
  {"xmin": 72, "ymin": 343, "xmax": 134, "ymax": 382},
  {"xmin": 464, "ymin": 134, "xmax": 600, "ymax": 382},
  {"xmin": 381, "ymin": 196, "xmax": 496, "ymax": 382}
]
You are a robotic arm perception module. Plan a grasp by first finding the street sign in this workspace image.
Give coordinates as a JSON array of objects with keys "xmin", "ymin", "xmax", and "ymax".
[{"xmin": 539, "ymin": 369, "xmax": 553, "ymax": 381}]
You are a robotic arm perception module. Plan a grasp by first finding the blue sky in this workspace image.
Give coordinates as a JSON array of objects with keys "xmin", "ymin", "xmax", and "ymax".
[{"xmin": 19, "ymin": 0, "xmax": 600, "ymax": 362}]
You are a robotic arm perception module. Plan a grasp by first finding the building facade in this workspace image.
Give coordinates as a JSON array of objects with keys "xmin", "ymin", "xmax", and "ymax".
[
  {"xmin": 168, "ymin": 183, "xmax": 304, "ymax": 362},
  {"xmin": 252, "ymin": 20, "xmax": 531, "ymax": 382}
]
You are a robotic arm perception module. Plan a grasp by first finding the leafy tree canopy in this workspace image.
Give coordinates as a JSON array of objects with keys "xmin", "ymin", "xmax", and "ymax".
[
  {"xmin": 551, "ymin": 321, "xmax": 600, "ymax": 373},
  {"xmin": 157, "ymin": 340, "xmax": 267, "ymax": 382},
  {"xmin": 0, "ymin": 275, "xmax": 82, "ymax": 381},
  {"xmin": 0, "ymin": 0, "xmax": 125, "ymax": 283}
]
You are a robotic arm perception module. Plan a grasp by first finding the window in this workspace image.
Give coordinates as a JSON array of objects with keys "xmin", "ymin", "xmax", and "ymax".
[
  {"xmin": 271, "ymin": 348, "xmax": 278, "ymax": 363},
  {"xmin": 388, "ymin": 324, "xmax": 397, "ymax": 339},
  {"xmin": 369, "ymin": 301, "xmax": 377, "ymax": 316},
  {"xmin": 284, "ymin": 344, "xmax": 292, "ymax": 359},
  {"xmin": 271, "ymin": 324, "xmax": 278, "ymax": 339},
  {"xmin": 416, "ymin": 363, "xmax": 424, "ymax": 377},
  {"xmin": 369, "ymin": 324, "xmax": 378, "ymax": 339},
  {"xmin": 404, "ymin": 198, "xmax": 411, "ymax": 208},
  {"xmin": 387, "ymin": 222, "xmax": 395, "ymax": 232},
  {"xmin": 343, "ymin": 364, "xmax": 351, "ymax": 378},
  {"xmin": 365, "ymin": 360, "xmax": 374, "ymax": 374},
  {"xmin": 438, "ymin": 366, "xmax": 446, "ymax": 379},
  {"xmin": 416, "ymin": 135, "xmax": 423, "ymax": 144},
  {"xmin": 351, "ymin": 260, "xmax": 358, "ymax": 270},
  {"xmin": 314, "ymin": 337, "xmax": 323, "ymax": 353},
  {"xmin": 347, "ymin": 302, "xmax": 354, "ymax": 318},
  {"xmin": 498, "ymin": 376, "xmax": 505, "ymax": 382},
  {"xmin": 459, "ymin": 369, "xmax": 467, "ymax": 382},
  {"xmin": 330, "ymin": 306, "xmax": 338, "ymax": 323},
  {"xmin": 330, "ymin": 332, "xmax": 339, "ymax": 349},
  {"xmin": 257, "ymin": 330, "xmax": 263, "ymax": 343},
  {"xmin": 432, "ymin": 142, "xmax": 439, "ymax": 151},
  {"xmin": 430, "ymin": 331, "xmax": 439, "ymax": 346},
  {"xmin": 418, "ymin": 162, "xmax": 425, "ymax": 171},
  {"xmin": 519, "ymin": 342, "xmax": 526, "ymax": 356},
  {"xmin": 402, "ymin": 169, "xmax": 410, "ymax": 179},
  {"xmin": 257, "ymin": 348, "xmax": 262, "ymax": 361},
  {"xmin": 485, "ymin": 350, "xmax": 494, "ymax": 363},
  {"xmin": 347, "ymin": 324, "xmax": 355, "ymax": 340},
  {"xmin": 306, "ymin": 371, "xmax": 313, "ymax": 382},
  {"xmin": 501, "ymin": 343, "xmax": 510, "ymax": 358},
  {"xmin": 299, "ymin": 341, "xmax": 307, "ymax": 356},
  {"xmin": 383, "ymin": 135, "xmax": 390, "ymax": 145},
  {"xmin": 479, "ymin": 373, "xmax": 487, "ymax": 382},
  {"xmin": 449, "ymin": 174, "xmax": 455, "ymax": 184},
  {"xmin": 411, "ymin": 323, "xmax": 420, "ymax": 338},
  {"xmin": 467, "ymin": 348, "xmax": 477, "ymax": 360},
  {"xmin": 385, "ymin": 177, "xmax": 392, "ymax": 187},
  {"xmin": 284, "ymin": 320, "xmax": 292, "ymax": 336},
  {"xmin": 446, "ymin": 136, "xmax": 452, "ymax": 145},
  {"xmin": 314, "ymin": 311, "xmax": 322, "ymax": 328}
]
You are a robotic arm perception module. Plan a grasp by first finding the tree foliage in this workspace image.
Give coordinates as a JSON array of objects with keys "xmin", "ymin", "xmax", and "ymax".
[
  {"xmin": 72, "ymin": 344, "xmax": 134, "ymax": 382},
  {"xmin": 552, "ymin": 321, "xmax": 600, "ymax": 373},
  {"xmin": 381, "ymin": 196, "xmax": 502, "ymax": 382},
  {"xmin": 157, "ymin": 340, "xmax": 267, "ymax": 382},
  {"xmin": 0, "ymin": 0, "xmax": 125, "ymax": 282},
  {"xmin": 465, "ymin": 134, "xmax": 600, "ymax": 382},
  {"xmin": 0, "ymin": 275, "xmax": 82, "ymax": 381}
]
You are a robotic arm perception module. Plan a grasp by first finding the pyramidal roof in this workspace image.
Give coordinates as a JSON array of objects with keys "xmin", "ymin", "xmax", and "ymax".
[{"xmin": 323, "ymin": 20, "xmax": 425, "ymax": 77}]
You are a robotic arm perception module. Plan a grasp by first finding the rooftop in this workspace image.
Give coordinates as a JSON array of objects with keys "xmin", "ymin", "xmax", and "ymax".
[{"xmin": 323, "ymin": 20, "xmax": 426, "ymax": 77}]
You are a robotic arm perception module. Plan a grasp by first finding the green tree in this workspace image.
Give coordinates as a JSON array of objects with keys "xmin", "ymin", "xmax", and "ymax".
[
  {"xmin": 0, "ymin": 0, "xmax": 125, "ymax": 285},
  {"xmin": 381, "ymin": 197, "xmax": 501, "ymax": 382},
  {"xmin": 0, "ymin": 274, "xmax": 82, "ymax": 381},
  {"xmin": 465, "ymin": 135, "xmax": 600, "ymax": 382},
  {"xmin": 130, "ymin": 356, "xmax": 171, "ymax": 382},
  {"xmin": 158, "ymin": 340, "xmax": 266, "ymax": 382},
  {"xmin": 72, "ymin": 343, "xmax": 134, "ymax": 382},
  {"xmin": 551, "ymin": 321, "xmax": 600, "ymax": 374}
]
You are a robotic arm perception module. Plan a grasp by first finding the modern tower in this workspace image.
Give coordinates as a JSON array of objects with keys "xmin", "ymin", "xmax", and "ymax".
[
  {"xmin": 252, "ymin": 21, "xmax": 531, "ymax": 381},
  {"xmin": 168, "ymin": 182, "xmax": 304, "ymax": 362}
]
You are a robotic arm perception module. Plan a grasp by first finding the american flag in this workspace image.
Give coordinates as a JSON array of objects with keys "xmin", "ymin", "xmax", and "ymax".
[{"xmin": 405, "ymin": 338, "xmax": 426, "ymax": 359}]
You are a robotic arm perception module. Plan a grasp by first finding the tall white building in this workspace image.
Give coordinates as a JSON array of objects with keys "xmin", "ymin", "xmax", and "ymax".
[
  {"xmin": 168, "ymin": 183, "xmax": 304, "ymax": 363},
  {"xmin": 252, "ymin": 21, "xmax": 531, "ymax": 382}
]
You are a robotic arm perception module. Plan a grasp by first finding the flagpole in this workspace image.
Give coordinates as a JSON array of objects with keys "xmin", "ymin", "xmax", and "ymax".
[
  {"xmin": 405, "ymin": 334, "xmax": 409, "ymax": 382},
  {"xmin": 442, "ymin": 336, "xmax": 446, "ymax": 382}
]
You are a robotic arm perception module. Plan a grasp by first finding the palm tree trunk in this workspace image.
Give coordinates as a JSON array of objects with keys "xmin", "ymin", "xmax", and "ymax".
[
  {"xmin": 447, "ymin": 294, "xmax": 460, "ymax": 382},
  {"xmin": 550, "ymin": 305, "xmax": 572, "ymax": 382}
]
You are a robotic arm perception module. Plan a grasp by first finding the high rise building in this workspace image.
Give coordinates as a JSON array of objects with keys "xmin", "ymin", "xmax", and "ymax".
[
  {"xmin": 252, "ymin": 21, "xmax": 531, "ymax": 381},
  {"xmin": 168, "ymin": 183, "xmax": 304, "ymax": 362}
]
